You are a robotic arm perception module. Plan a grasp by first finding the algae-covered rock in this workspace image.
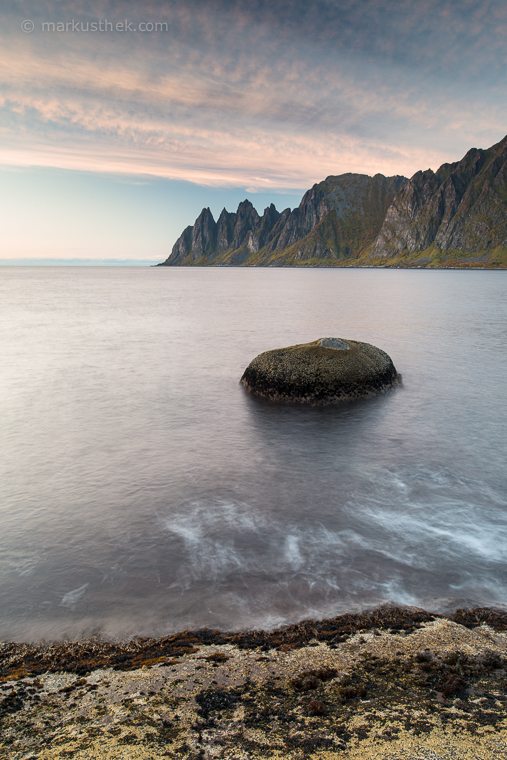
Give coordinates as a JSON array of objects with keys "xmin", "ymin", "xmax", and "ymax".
[{"xmin": 240, "ymin": 337, "xmax": 400, "ymax": 404}]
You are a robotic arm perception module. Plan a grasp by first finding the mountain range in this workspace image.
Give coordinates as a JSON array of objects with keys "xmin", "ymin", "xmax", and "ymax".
[{"xmin": 159, "ymin": 136, "xmax": 507, "ymax": 268}]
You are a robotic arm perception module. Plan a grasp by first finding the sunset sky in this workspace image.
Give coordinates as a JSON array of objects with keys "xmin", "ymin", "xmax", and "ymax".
[{"xmin": 2, "ymin": 0, "xmax": 507, "ymax": 263}]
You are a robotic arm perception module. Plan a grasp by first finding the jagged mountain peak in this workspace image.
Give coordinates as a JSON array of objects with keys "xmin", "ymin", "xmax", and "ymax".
[
  {"xmin": 237, "ymin": 198, "xmax": 256, "ymax": 210},
  {"xmin": 159, "ymin": 136, "xmax": 507, "ymax": 269},
  {"xmin": 161, "ymin": 172, "xmax": 406, "ymax": 266}
]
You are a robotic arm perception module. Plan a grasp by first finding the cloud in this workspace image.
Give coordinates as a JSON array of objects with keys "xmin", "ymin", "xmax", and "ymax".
[
  {"xmin": 0, "ymin": 121, "xmax": 461, "ymax": 190},
  {"xmin": 2, "ymin": 0, "xmax": 507, "ymax": 188}
]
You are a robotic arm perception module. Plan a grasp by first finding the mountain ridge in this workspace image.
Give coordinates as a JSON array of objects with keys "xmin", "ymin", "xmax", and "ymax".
[{"xmin": 159, "ymin": 136, "xmax": 507, "ymax": 268}]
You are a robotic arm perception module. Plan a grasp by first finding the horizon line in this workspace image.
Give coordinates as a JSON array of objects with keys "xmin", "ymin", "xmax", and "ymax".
[{"xmin": 0, "ymin": 258, "xmax": 162, "ymax": 266}]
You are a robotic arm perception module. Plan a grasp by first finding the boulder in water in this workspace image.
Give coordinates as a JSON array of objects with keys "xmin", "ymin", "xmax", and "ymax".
[{"xmin": 240, "ymin": 337, "xmax": 400, "ymax": 404}]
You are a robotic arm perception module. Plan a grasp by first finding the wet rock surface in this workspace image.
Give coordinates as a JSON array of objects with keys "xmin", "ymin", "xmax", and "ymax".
[
  {"xmin": 240, "ymin": 337, "xmax": 400, "ymax": 404},
  {"xmin": 2, "ymin": 608, "xmax": 507, "ymax": 759}
]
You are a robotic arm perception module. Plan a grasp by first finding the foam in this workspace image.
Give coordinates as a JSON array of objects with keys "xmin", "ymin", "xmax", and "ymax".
[
  {"xmin": 60, "ymin": 583, "xmax": 89, "ymax": 609},
  {"xmin": 157, "ymin": 466, "xmax": 507, "ymax": 624}
]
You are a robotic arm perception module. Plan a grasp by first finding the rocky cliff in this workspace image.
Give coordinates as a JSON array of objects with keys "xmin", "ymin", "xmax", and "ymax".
[
  {"xmin": 160, "ymin": 173, "xmax": 407, "ymax": 267},
  {"xmin": 368, "ymin": 135, "xmax": 507, "ymax": 266},
  {"xmin": 159, "ymin": 136, "xmax": 507, "ymax": 268}
]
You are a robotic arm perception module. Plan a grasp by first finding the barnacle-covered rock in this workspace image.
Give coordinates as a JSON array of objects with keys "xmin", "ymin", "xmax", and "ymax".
[{"xmin": 240, "ymin": 337, "xmax": 400, "ymax": 404}]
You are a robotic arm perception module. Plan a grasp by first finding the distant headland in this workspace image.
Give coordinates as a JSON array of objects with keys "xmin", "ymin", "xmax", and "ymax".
[{"xmin": 158, "ymin": 135, "xmax": 507, "ymax": 269}]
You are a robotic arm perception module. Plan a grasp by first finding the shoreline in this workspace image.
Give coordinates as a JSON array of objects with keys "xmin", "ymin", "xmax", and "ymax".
[
  {"xmin": 156, "ymin": 263, "xmax": 507, "ymax": 270},
  {"xmin": 3, "ymin": 606, "xmax": 507, "ymax": 759},
  {"xmin": 2, "ymin": 606, "xmax": 507, "ymax": 681}
]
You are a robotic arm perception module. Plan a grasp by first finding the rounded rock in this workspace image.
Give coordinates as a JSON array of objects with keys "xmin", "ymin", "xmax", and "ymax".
[{"xmin": 240, "ymin": 337, "xmax": 400, "ymax": 404}]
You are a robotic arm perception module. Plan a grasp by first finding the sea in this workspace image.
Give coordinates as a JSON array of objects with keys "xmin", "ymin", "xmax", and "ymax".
[{"xmin": 1, "ymin": 266, "xmax": 506, "ymax": 642}]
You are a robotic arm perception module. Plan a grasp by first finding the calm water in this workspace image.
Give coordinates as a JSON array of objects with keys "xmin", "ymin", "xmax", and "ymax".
[{"xmin": 1, "ymin": 266, "xmax": 506, "ymax": 642}]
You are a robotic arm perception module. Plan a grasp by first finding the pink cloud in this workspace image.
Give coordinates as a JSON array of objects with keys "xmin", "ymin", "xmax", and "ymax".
[{"xmin": 2, "ymin": 0, "xmax": 507, "ymax": 189}]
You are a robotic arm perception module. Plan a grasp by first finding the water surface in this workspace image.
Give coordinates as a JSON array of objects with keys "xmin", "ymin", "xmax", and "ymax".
[{"xmin": 0, "ymin": 267, "xmax": 506, "ymax": 640}]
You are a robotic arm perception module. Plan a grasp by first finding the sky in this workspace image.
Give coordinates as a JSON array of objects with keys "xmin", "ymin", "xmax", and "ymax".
[{"xmin": 1, "ymin": 0, "xmax": 507, "ymax": 263}]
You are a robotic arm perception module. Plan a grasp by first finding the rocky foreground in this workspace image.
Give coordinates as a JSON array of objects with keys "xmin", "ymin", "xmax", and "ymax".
[{"xmin": 2, "ymin": 607, "xmax": 507, "ymax": 760}]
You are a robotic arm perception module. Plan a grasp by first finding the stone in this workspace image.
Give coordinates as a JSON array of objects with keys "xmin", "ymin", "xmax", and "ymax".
[
  {"xmin": 240, "ymin": 337, "xmax": 400, "ymax": 404},
  {"xmin": 318, "ymin": 337, "xmax": 349, "ymax": 350}
]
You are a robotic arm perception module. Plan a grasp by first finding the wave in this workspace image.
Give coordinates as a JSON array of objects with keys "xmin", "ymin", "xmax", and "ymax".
[{"xmin": 159, "ymin": 466, "xmax": 507, "ymax": 624}]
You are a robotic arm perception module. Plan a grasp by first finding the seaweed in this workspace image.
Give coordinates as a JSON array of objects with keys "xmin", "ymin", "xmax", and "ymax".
[{"xmin": 2, "ymin": 605, "xmax": 504, "ymax": 682}]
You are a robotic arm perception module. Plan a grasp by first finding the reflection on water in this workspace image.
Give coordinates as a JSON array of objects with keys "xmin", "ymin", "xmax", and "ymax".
[{"xmin": 0, "ymin": 267, "xmax": 506, "ymax": 640}]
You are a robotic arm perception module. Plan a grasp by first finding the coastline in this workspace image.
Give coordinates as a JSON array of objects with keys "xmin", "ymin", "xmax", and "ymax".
[
  {"xmin": 2, "ymin": 606, "xmax": 507, "ymax": 759},
  {"xmin": 156, "ymin": 263, "xmax": 507, "ymax": 269}
]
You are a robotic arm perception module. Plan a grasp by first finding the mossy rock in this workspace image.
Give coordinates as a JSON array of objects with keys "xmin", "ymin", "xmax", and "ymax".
[{"xmin": 240, "ymin": 337, "xmax": 400, "ymax": 404}]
